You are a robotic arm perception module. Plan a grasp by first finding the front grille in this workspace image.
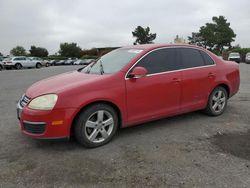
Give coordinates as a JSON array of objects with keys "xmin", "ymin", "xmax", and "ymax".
[
  {"xmin": 23, "ymin": 121, "xmax": 46, "ymax": 134},
  {"xmin": 20, "ymin": 95, "xmax": 30, "ymax": 108}
]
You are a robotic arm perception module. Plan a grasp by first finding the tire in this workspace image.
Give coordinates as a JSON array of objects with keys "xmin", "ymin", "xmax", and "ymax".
[
  {"xmin": 74, "ymin": 104, "xmax": 118, "ymax": 148},
  {"xmin": 45, "ymin": 63, "xmax": 49, "ymax": 67},
  {"xmin": 36, "ymin": 63, "xmax": 42, "ymax": 69},
  {"xmin": 0, "ymin": 65, "xmax": 2, "ymax": 71},
  {"xmin": 15, "ymin": 63, "xmax": 22, "ymax": 70},
  {"xmin": 204, "ymin": 86, "xmax": 228, "ymax": 116}
]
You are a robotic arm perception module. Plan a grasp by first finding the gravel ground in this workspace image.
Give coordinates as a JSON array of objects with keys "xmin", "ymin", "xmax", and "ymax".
[{"xmin": 0, "ymin": 64, "xmax": 250, "ymax": 188}]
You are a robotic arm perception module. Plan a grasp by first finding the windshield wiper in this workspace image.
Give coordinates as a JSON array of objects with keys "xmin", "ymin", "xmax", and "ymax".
[{"xmin": 99, "ymin": 59, "xmax": 104, "ymax": 75}]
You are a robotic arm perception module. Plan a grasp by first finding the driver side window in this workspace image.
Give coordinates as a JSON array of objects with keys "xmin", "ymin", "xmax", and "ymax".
[{"xmin": 135, "ymin": 48, "xmax": 178, "ymax": 74}]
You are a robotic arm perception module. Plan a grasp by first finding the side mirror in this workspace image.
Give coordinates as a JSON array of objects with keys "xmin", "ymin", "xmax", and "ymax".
[{"xmin": 128, "ymin": 66, "xmax": 148, "ymax": 79}]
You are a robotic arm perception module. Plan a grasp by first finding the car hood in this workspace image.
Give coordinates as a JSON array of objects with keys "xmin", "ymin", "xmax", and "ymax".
[{"xmin": 26, "ymin": 71, "xmax": 102, "ymax": 98}]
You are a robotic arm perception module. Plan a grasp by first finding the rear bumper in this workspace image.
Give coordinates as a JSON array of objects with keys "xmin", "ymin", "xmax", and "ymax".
[
  {"xmin": 17, "ymin": 100, "xmax": 77, "ymax": 138},
  {"xmin": 3, "ymin": 64, "xmax": 14, "ymax": 68}
]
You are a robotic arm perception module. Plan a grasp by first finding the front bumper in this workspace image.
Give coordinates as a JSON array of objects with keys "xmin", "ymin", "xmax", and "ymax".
[
  {"xmin": 17, "ymin": 98, "xmax": 76, "ymax": 139},
  {"xmin": 229, "ymin": 58, "xmax": 240, "ymax": 63}
]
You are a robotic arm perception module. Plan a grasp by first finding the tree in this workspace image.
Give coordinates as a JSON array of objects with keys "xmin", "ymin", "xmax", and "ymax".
[
  {"xmin": 59, "ymin": 42, "xmax": 82, "ymax": 58},
  {"xmin": 189, "ymin": 16, "xmax": 236, "ymax": 53},
  {"xmin": 10, "ymin": 46, "xmax": 26, "ymax": 56},
  {"xmin": 29, "ymin": 46, "xmax": 48, "ymax": 57},
  {"xmin": 0, "ymin": 52, "xmax": 3, "ymax": 56},
  {"xmin": 132, "ymin": 26, "xmax": 156, "ymax": 45}
]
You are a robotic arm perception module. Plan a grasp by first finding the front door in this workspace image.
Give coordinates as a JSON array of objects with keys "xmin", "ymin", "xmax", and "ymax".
[{"xmin": 125, "ymin": 48, "xmax": 182, "ymax": 124}]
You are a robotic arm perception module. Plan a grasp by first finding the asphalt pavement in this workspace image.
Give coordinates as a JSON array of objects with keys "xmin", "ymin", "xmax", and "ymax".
[{"xmin": 0, "ymin": 64, "xmax": 250, "ymax": 187}]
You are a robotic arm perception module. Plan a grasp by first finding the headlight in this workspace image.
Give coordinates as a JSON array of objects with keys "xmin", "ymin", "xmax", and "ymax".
[{"xmin": 28, "ymin": 94, "xmax": 58, "ymax": 110}]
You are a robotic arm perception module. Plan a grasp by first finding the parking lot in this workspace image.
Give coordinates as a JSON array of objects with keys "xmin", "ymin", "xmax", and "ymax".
[{"xmin": 0, "ymin": 64, "xmax": 250, "ymax": 187}]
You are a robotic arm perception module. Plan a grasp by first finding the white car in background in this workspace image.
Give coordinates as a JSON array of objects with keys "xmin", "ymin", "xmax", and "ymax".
[
  {"xmin": 0, "ymin": 61, "xmax": 3, "ymax": 71},
  {"xmin": 228, "ymin": 52, "xmax": 241, "ymax": 63},
  {"xmin": 2, "ymin": 56, "xmax": 43, "ymax": 69},
  {"xmin": 29, "ymin": 57, "xmax": 49, "ymax": 67},
  {"xmin": 74, "ymin": 59, "xmax": 95, "ymax": 65},
  {"xmin": 245, "ymin": 53, "xmax": 250, "ymax": 64},
  {"xmin": 0, "ymin": 56, "xmax": 5, "ymax": 70}
]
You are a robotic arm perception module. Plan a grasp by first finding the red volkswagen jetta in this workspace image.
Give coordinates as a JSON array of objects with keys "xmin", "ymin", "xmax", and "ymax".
[{"xmin": 17, "ymin": 44, "xmax": 240, "ymax": 147}]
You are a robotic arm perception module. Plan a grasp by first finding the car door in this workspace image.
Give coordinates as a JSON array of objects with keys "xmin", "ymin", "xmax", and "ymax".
[
  {"xmin": 27, "ymin": 57, "xmax": 35, "ymax": 67},
  {"xmin": 125, "ymin": 48, "xmax": 182, "ymax": 124},
  {"xmin": 178, "ymin": 48, "xmax": 216, "ymax": 113},
  {"xmin": 20, "ymin": 57, "xmax": 28, "ymax": 67}
]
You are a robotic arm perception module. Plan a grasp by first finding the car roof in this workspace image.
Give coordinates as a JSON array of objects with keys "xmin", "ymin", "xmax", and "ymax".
[{"xmin": 123, "ymin": 43, "xmax": 206, "ymax": 51}]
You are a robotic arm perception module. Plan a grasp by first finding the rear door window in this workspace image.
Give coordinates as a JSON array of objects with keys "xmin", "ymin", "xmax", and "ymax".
[
  {"xmin": 179, "ymin": 48, "xmax": 205, "ymax": 68},
  {"xmin": 200, "ymin": 50, "xmax": 215, "ymax": 65}
]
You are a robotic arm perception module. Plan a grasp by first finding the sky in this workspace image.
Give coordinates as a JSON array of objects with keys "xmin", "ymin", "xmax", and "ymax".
[{"xmin": 0, "ymin": 0, "xmax": 249, "ymax": 55}]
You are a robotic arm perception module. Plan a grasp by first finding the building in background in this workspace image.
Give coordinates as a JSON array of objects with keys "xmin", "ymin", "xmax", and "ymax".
[{"xmin": 174, "ymin": 35, "xmax": 187, "ymax": 44}]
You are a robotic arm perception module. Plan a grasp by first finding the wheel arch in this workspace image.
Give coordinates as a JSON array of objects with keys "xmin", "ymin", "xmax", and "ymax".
[
  {"xmin": 211, "ymin": 83, "xmax": 230, "ymax": 98},
  {"xmin": 70, "ymin": 100, "xmax": 123, "ymax": 136}
]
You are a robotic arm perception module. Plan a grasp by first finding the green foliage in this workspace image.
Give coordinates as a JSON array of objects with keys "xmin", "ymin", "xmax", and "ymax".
[
  {"xmin": 81, "ymin": 55, "xmax": 98, "ymax": 60},
  {"xmin": 81, "ymin": 48, "xmax": 99, "ymax": 57},
  {"xmin": 189, "ymin": 16, "xmax": 236, "ymax": 53},
  {"xmin": 59, "ymin": 42, "xmax": 82, "ymax": 58},
  {"xmin": 10, "ymin": 46, "xmax": 26, "ymax": 56},
  {"xmin": 132, "ymin": 26, "xmax": 157, "ymax": 45},
  {"xmin": 29, "ymin": 45, "xmax": 48, "ymax": 57}
]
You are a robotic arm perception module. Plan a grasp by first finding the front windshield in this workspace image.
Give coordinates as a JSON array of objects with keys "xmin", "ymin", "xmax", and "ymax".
[{"xmin": 81, "ymin": 48, "xmax": 143, "ymax": 74}]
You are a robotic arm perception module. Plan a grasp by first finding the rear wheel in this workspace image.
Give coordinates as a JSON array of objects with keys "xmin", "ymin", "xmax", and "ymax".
[
  {"xmin": 0, "ymin": 65, "xmax": 2, "ymax": 71},
  {"xmin": 36, "ymin": 63, "xmax": 42, "ymax": 69},
  {"xmin": 204, "ymin": 86, "xmax": 228, "ymax": 116},
  {"xmin": 15, "ymin": 63, "xmax": 22, "ymax": 70},
  {"xmin": 74, "ymin": 104, "xmax": 118, "ymax": 148}
]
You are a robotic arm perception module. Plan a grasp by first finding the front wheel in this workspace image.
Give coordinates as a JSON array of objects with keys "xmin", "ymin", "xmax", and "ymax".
[
  {"xmin": 74, "ymin": 104, "xmax": 118, "ymax": 148},
  {"xmin": 204, "ymin": 86, "xmax": 228, "ymax": 116}
]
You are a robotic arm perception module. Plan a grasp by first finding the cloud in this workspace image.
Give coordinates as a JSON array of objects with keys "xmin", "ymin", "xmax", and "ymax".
[{"xmin": 0, "ymin": 0, "xmax": 249, "ymax": 55}]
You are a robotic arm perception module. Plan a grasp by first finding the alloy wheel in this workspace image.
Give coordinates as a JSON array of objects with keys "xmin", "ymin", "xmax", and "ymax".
[
  {"xmin": 85, "ymin": 110, "xmax": 114, "ymax": 143},
  {"xmin": 211, "ymin": 90, "xmax": 226, "ymax": 113}
]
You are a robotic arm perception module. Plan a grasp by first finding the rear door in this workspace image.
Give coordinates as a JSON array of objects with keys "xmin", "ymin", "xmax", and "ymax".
[
  {"xmin": 125, "ymin": 48, "xmax": 182, "ymax": 124},
  {"xmin": 178, "ymin": 48, "xmax": 216, "ymax": 112}
]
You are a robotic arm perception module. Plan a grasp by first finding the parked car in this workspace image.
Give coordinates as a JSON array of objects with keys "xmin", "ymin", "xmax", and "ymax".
[
  {"xmin": 0, "ymin": 61, "xmax": 3, "ymax": 71},
  {"xmin": 17, "ymin": 44, "xmax": 240, "ymax": 148},
  {"xmin": 245, "ymin": 53, "xmax": 250, "ymax": 64},
  {"xmin": 2, "ymin": 56, "xmax": 42, "ymax": 69},
  {"xmin": 73, "ymin": 59, "xmax": 95, "ymax": 65},
  {"xmin": 55, "ymin": 60, "xmax": 66, "ymax": 66},
  {"xmin": 29, "ymin": 57, "xmax": 49, "ymax": 67},
  {"xmin": 64, "ymin": 59, "xmax": 75, "ymax": 65},
  {"xmin": 48, "ymin": 60, "xmax": 58, "ymax": 66},
  {"xmin": 73, "ymin": 60, "xmax": 84, "ymax": 65},
  {"xmin": 228, "ymin": 52, "xmax": 241, "ymax": 63}
]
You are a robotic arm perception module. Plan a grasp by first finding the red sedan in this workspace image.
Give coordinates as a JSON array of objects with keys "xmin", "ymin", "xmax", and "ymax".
[{"xmin": 17, "ymin": 44, "xmax": 240, "ymax": 147}]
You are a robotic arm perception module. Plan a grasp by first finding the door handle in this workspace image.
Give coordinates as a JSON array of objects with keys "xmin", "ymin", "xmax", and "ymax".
[
  {"xmin": 208, "ymin": 72, "xmax": 215, "ymax": 78},
  {"xmin": 172, "ymin": 78, "xmax": 181, "ymax": 83}
]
